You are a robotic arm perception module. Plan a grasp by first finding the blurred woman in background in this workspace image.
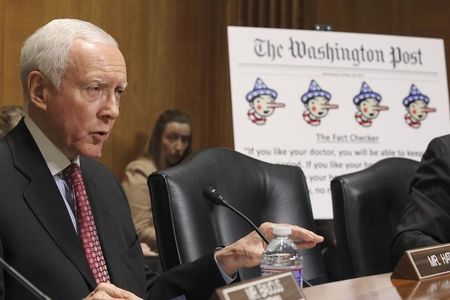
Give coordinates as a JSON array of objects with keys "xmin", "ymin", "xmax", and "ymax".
[{"xmin": 122, "ymin": 109, "xmax": 192, "ymax": 252}]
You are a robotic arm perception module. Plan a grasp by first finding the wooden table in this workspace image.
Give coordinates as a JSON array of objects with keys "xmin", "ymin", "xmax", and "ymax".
[{"xmin": 303, "ymin": 272, "xmax": 450, "ymax": 299}]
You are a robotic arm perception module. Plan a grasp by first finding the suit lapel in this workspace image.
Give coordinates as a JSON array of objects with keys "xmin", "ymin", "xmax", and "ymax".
[{"xmin": 9, "ymin": 121, "xmax": 97, "ymax": 288}]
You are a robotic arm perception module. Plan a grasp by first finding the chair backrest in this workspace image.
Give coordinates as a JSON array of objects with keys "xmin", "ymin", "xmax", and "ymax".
[
  {"xmin": 148, "ymin": 147, "xmax": 327, "ymax": 283},
  {"xmin": 330, "ymin": 157, "xmax": 419, "ymax": 279}
]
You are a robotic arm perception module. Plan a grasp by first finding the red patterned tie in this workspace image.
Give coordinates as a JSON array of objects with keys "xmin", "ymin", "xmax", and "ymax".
[{"xmin": 63, "ymin": 163, "xmax": 110, "ymax": 284}]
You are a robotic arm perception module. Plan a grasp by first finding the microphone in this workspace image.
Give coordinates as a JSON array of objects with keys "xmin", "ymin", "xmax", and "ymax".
[
  {"xmin": 202, "ymin": 186, "xmax": 313, "ymax": 287},
  {"xmin": 203, "ymin": 186, "xmax": 270, "ymax": 244},
  {"xmin": 0, "ymin": 256, "xmax": 52, "ymax": 300}
]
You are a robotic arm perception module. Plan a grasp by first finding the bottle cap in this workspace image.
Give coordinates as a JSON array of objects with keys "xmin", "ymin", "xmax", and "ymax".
[{"xmin": 273, "ymin": 225, "xmax": 292, "ymax": 236}]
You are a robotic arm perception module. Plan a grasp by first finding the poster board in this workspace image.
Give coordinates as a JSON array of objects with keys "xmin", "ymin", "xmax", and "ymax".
[{"xmin": 228, "ymin": 26, "xmax": 450, "ymax": 219}]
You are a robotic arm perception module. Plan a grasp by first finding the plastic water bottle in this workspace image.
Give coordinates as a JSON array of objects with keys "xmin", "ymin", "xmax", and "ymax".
[{"xmin": 260, "ymin": 225, "xmax": 304, "ymax": 288}]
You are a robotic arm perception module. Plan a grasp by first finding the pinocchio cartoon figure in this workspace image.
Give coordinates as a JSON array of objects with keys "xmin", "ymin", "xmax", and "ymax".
[
  {"xmin": 301, "ymin": 80, "xmax": 338, "ymax": 126},
  {"xmin": 403, "ymin": 84, "xmax": 436, "ymax": 129},
  {"xmin": 353, "ymin": 82, "xmax": 388, "ymax": 128},
  {"xmin": 246, "ymin": 78, "xmax": 285, "ymax": 125}
]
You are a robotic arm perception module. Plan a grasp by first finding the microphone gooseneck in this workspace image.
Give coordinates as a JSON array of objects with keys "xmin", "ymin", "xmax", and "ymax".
[
  {"xmin": 203, "ymin": 186, "xmax": 314, "ymax": 287},
  {"xmin": 203, "ymin": 186, "xmax": 270, "ymax": 244}
]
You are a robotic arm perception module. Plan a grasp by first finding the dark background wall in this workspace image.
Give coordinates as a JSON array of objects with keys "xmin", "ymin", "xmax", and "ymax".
[{"xmin": 1, "ymin": 0, "xmax": 449, "ymax": 179}]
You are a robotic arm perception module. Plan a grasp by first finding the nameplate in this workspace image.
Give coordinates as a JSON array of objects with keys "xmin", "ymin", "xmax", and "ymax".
[
  {"xmin": 392, "ymin": 243, "xmax": 450, "ymax": 280},
  {"xmin": 210, "ymin": 272, "xmax": 306, "ymax": 300}
]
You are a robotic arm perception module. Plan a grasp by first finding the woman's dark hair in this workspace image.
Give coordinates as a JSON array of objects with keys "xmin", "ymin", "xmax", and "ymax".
[{"xmin": 144, "ymin": 109, "xmax": 192, "ymax": 169}]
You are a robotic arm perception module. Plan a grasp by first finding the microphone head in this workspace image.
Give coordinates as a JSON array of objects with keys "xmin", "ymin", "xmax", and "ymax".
[{"xmin": 203, "ymin": 186, "xmax": 226, "ymax": 206}]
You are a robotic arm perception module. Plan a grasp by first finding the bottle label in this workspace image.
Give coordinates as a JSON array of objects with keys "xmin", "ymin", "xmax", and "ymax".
[{"xmin": 261, "ymin": 267, "xmax": 303, "ymax": 288}]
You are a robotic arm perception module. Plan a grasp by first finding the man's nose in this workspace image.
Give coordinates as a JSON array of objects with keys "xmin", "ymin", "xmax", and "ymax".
[{"xmin": 101, "ymin": 92, "xmax": 120, "ymax": 120}]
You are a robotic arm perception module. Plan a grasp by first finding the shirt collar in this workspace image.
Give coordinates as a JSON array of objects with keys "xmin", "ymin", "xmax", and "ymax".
[{"xmin": 24, "ymin": 114, "xmax": 80, "ymax": 176}]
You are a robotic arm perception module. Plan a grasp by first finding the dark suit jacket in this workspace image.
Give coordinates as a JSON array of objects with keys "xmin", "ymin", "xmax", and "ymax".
[
  {"xmin": 390, "ymin": 135, "xmax": 450, "ymax": 265},
  {"xmin": 0, "ymin": 121, "xmax": 225, "ymax": 300}
]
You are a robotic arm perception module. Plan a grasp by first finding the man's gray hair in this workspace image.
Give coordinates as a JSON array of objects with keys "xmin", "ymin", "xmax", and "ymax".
[{"xmin": 20, "ymin": 19, "xmax": 118, "ymax": 103}]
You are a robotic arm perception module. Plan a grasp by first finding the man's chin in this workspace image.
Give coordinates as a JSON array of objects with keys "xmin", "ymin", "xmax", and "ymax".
[{"xmin": 79, "ymin": 146, "xmax": 103, "ymax": 159}]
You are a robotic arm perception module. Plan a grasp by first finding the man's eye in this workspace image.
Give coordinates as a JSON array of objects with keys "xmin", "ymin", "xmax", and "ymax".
[
  {"xmin": 116, "ymin": 88, "xmax": 124, "ymax": 96},
  {"xmin": 88, "ymin": 86, "xmax": 100, "ymax": 93}
]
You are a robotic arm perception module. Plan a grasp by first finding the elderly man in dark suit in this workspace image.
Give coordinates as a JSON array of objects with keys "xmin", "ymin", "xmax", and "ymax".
[
  {"xmin": 0, "ymin": 19, "xmax": 323, "ymax": 300},
  {"xmin": 391, "ymin": 135, "xmax": 450, "ymax": 266}
]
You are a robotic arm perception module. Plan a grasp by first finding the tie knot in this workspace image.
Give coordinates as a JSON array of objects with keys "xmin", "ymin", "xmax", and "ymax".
[{"xmin": 62, "ymin": 163, "xmax": 82, "ymax": 185}]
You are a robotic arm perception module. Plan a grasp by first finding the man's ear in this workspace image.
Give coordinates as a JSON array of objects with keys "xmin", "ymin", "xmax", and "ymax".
[{"xmin": 28, "ymin": 71, "xmax": 50, "ymax": 111}]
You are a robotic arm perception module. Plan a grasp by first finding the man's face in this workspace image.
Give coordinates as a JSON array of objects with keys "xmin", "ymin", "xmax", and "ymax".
[{"xmin": 42, "ymin": 40, "xmax": 127, "ymax": 160}]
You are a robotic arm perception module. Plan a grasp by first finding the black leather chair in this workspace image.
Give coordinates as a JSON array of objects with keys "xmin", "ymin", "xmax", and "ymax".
[
  {"xmin": 148, "ymin": 147, "xmax": 327, "ymax": 284},
  {"xmin": 330, "ymin": 157, "xmax": 419, "ymax": 279}
]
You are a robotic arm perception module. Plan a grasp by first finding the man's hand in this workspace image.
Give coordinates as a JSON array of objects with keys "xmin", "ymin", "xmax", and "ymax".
[
  {"xmin": 215, "ymin": 222, "xmax": 324, "ymax": 276},
  {"xmin": 141, "ymin": 242, "xmax": 158, "ymax": 256},
  {"xmin": 84, "ymin": 282, "xmax": 143, "ymax": 300}
]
